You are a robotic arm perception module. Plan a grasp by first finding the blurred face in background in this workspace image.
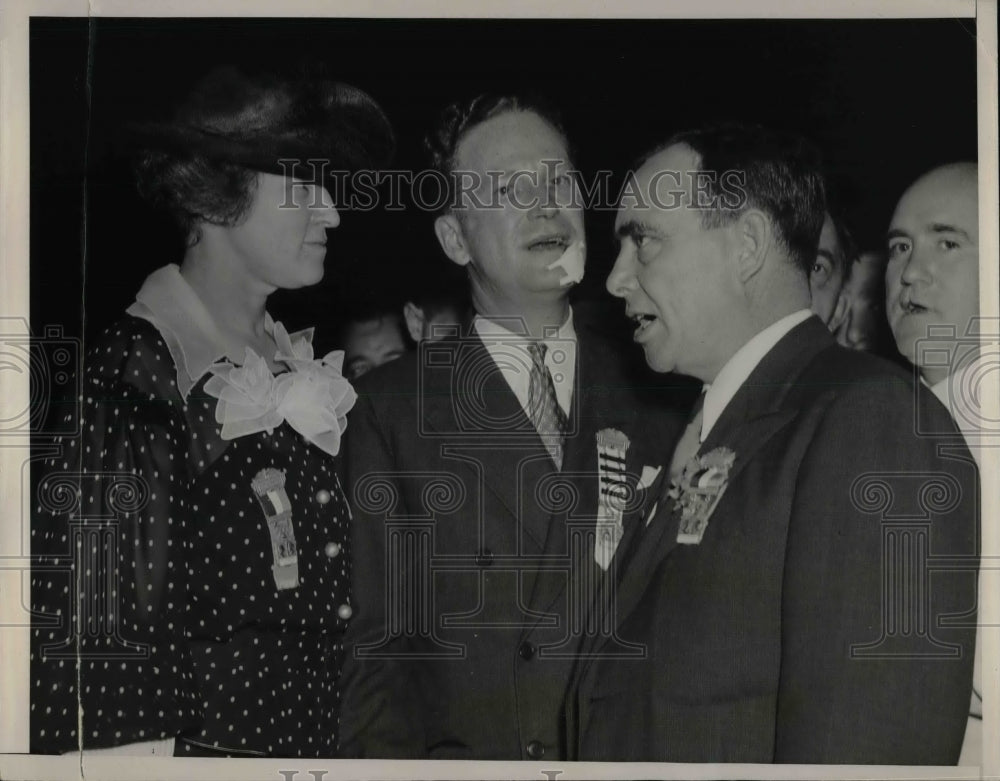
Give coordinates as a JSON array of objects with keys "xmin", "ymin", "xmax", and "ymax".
[
  {"xmin": 342, "ymin": 313, "xmax": 408, "ymax": 379},
  {"xmin": 809, "ymin": 213, "xmax": 850, "ymax": 328},
  {"xmin": 403, "ymin": 301, "xmax": 466, "ymax": 343},
  {"xmin": 835, "ymin": 251, "xmax": 890, "ymax": 353}
]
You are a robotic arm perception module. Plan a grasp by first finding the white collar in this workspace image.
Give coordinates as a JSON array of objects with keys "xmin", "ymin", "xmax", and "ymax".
[
  {"xmin": 126, "ymin": 264, "xmax": 283, "ymax": 400},
  {"xmin": 701, "ymin": 309, "xmax": 814, "ymax": 442},
  {"xmin": 472, "ymin": 308, "xmax": 577, "ymax": 416},
  {"xmin": 926, "ymin": 344, "xmax": 999, "ymax": 461},
  {"xmin": 472, "ymin": 309, "xmax": 576, "ymax": 342}
]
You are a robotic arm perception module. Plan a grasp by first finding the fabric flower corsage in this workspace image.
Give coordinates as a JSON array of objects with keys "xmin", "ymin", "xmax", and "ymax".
[
  {"xmin": 666, "ymin": 446, "xmax": 735, "ymax": 544},
  {"xmin": 204, "ymin": 321, "xmax": 357, "ymax": 456}
]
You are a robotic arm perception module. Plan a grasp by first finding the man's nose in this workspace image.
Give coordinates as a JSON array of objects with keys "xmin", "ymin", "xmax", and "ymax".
[
  {"xmin": 899, "ymin": 244, "xmax": 933, "ymax": 285},
  {"xmin": 606, "ymin": 247, "xmax": 635, "ymax": 298}
]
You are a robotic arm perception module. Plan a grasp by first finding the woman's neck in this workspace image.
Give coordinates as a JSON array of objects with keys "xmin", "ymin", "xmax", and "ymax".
[{"xmin": 180, "ymin": 243, "xmax": 278, "ymax": 366}]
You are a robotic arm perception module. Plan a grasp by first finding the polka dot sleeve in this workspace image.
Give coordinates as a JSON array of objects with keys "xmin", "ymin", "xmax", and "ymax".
[{"xmin": 31, "ymin": 318, "xmax": 202, "ymax": 752}]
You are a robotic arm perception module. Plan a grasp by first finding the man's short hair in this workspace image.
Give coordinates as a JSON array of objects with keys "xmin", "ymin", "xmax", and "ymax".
[
  {"xmin": 643, "ymin": 123, "xmax": 827, "ymax": 275},
  {"xmin": 826, "ymin": 200, "xmax": 858, "ymax": 273},
  {"xmin": 424, "ymin": 94, "xmax": 570, "ymax": 214}
]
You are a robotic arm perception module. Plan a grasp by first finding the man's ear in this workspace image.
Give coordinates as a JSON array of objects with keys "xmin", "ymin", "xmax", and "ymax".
[
  {"xmin": 434, "ymin": 213, "xmax": 472, "ymax": 267},
  {"xmin": 402, "ymin": 301, "xmax": 426, "ymax": 343},
  {"xmin": 734, "ymin": 209, "xmax": 771, "ymax": 283}
]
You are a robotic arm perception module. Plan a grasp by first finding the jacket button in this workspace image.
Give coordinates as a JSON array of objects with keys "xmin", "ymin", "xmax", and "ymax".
[
  {"xmin": 315, "ymin": 489, "xmax": 332, "ymax": 504},
  {"xmin": 324, "ymin": 542, "xmax": 341, "ymax": 558},
  {"xmin": 519, "ymin": 641, "xmax": 536, "ymax": 660},
  {"xmin": 475, "ymin": 548, "xmax": 494, "ymax": 566},
  {"xmin": 526, "ymin": 740, "xmax": 545, "ymax": 759},
  {"xmin": 338, "ymin": 603, "xmax": 353, "ymax": 620}
]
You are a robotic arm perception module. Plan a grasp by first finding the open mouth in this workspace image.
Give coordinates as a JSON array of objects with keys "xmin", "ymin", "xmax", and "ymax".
[
  {"xmin": 527, "ymin": 235, "xmax": 569, "ymax": 252},
  {"xmin": 629, "ymin": 311, "xmax": 658, "ymax": 337}
]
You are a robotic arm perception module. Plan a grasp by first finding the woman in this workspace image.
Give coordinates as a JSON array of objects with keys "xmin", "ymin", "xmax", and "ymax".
[{"xmin": 30, "ymin": 65, "xmax": 393, "ymax": 757}]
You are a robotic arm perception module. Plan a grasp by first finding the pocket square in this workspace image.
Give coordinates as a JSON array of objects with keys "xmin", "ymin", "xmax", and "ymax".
[{"xmin": 639, "ymin": 464, "xmax": 662, "ymax": 490}]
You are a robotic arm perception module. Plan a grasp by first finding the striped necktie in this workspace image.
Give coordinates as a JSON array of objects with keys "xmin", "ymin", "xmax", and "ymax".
[{"xmin": 526, "ymin": 341, "xmax": 568, "ymax": 470}]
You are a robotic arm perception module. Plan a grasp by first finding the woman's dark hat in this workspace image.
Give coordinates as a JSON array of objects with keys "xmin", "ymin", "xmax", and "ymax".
[{"xmin": 129, "ymin": 65, "xmax": 394, "ymax": 174}]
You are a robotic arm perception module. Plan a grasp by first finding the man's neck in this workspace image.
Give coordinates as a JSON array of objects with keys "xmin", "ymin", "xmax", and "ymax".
[{"xmin": 473, "ymin": 294, "xmax": 571, "ymax": 339}]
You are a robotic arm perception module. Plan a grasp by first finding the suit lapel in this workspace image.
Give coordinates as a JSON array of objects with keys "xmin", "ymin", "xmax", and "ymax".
[
  {"xmin": 584, "ymin": 317, "xmax": 835, "ymax": 658},
  {"xmin": 523, "ymin": 330, "xmax": 644, "ymax": 632},
  {"xmin": 421, "ymin": 332, "xmax": 556, "ymax": 551}
]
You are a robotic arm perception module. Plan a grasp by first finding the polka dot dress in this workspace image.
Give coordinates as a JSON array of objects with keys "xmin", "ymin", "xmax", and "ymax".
[{"xmin": 31, "ymin": 315, "xmax": 352, "ymax": 757}]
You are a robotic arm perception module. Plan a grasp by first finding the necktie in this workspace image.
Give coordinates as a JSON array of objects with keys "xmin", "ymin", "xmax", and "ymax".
[
  {"xmin": 668, "ymin": 391, "xmax": 706, "ymax": 484},
  {"xmin": 526, "ymin": 341, "xmax": 567, "ymax": 470}
]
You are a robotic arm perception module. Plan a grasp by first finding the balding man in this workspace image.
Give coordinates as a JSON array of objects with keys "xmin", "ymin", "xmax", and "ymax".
[
  {"xmin": 565, "ymin": 125, "xmax": 978, "ymax": 764},
  {"xmin": 886, "ymin": 162, "xmax": 985, "ymax": 765}
]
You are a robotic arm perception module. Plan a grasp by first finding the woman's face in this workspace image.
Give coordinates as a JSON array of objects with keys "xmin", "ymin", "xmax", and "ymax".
[{"xmin": 225, "ymin": 172, "xmax": 340, "ymax": 290}]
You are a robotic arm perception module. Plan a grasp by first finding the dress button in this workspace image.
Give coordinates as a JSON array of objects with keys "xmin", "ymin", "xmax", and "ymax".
[
  {"xmin": 526, "ymin": 740, "xmax": 545, "ymax": 759},
  {"xmin": 338, "ymin": 603, "xmax": 353, "ymax": 620},
  {"xmin": 475, "ymin": 548, "xmax": 494, "ymax": 566},
  {"xmin": 519, "ymin": 641, "xmax": 536, "ymax": 660},
  {"xmin": 324, "ymin": 542, "xmax": 341, "ymax": 558},
  {"xmin": 315, "ymin": 489, "xmax": 332, "ymax": 505}
]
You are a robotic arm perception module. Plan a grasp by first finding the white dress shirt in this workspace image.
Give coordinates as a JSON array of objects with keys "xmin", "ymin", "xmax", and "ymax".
[
  {"xmin": 700, "ymin": 309, "xmax": 814, "ymax": 443},
  {"xmin": 473, "ymin": 310, "xmax": 577, "ymax": 419},
  {"xmin": 928, "ymin": 346, "xmax": 997, "ymax": 767}
]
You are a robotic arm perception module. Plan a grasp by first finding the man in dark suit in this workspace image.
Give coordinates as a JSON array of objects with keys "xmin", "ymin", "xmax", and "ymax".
[
  {"xmin": 338, "ymin": 95, "xmax": 676, "ymax": 760},
  {"xmin": 566, "ymin": 124, "xmax": 979, "ymax": 764}
]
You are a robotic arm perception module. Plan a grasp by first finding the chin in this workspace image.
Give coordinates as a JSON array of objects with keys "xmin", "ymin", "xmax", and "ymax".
[
  {"xmin": 298, "ymin": 260, "xmax": 327, "ymax": 287},
  {"xmin": 642, "ymin": 346, "xmax": 674, "ymax": 375}
]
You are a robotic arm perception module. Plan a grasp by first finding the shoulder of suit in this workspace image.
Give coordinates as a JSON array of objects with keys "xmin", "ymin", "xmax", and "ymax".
[
  {"xmin": 799, "ymin": 341, "xmax": 913, "ymax": 391},
  {"xmin": 791, "ymin": 341, "xmax": 968, "ymax": 437}
]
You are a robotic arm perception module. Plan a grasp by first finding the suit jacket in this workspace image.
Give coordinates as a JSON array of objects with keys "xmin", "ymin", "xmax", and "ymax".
[
  {"xmin": 338, "ymin": 321, "xmax": 683, "ymax": 760},
  {"xmin": 567, "ymin": 317, "xmax": 979, "ymax": 764}
]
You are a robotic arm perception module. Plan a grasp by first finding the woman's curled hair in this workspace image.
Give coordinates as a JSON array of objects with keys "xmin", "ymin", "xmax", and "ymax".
[{"xmin": 133, "ymin": 149, "xmax": 259, "ymax": 246}]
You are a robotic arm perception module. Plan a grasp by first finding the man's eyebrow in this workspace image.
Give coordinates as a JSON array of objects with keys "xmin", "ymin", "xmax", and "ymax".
[
  {"xmin": 615, "ymin": 220, "xmax": 658, "ymax": 240},
  {"xmin": 885, "ymin": 223, "xmax": 973, "ymax": 242},
  {"xmin": 929, "ymin": 222, "xmax": 972, "ymax": 240},
  {"xmin": 816, "ymin": 249, "xmax": 835, "ymax": 262}
]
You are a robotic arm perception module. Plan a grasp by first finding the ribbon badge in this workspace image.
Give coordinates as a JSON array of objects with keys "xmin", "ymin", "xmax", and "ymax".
[
  {"xmin": 667, "ymin": 446, "xmax": 736, "ymax": 545},
  {"xmin": 250, "ymin": 467, "xmax": 299, "ymax": 591},
  {"xmin": 594, "ymin": 428, "xmax": 631, "ymax": 570}
]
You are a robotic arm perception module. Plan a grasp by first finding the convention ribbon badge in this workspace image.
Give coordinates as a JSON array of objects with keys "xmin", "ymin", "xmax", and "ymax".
[
  {"xmin": 667, "ymin": 446, "xmax": 736, "ymax": 545},
  {"xmin": 250, "ymin": 467, "xmax": 300, "ymax": 590},
  {"xmin": 595, "ymin": 428, "xmax": 631, "ymax": 570}
]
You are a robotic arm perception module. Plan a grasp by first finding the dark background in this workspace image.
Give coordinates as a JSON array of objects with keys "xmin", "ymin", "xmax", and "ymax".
[{"xmin": 29, "ymin": 16, "xmax": 979, "ymax": 354}]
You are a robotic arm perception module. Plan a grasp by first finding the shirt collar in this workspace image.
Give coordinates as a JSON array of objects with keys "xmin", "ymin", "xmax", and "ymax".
[
  {"xmin": 126, "ymin": 264, "xmax": 275, "ymax": 400},
  {"xmin": 701, "ymin": 309, "xmax": 814, "ymax": 442},
  {"xmin": 472, "ymin": 308, "xmax": 577, "ymax": 344},
  {"xmin": 927, "ymin": 344, "xmax": 999, "ymax": 454},
  {"xmin": 472, "ymin": 308, "xmax": 577, "ymax": 416}
]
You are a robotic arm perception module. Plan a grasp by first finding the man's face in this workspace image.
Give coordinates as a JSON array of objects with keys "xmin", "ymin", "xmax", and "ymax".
[
  {"xmin": 446, "ymin": 110, "xmax": 585, "ymax": 312},
  {"xmin": 810, "ymin": 214, "xmax": 848, "ymax": 326},
  {"xmin": 606, "ymin": 143, "xmax": 738, "ymax": 381},
  {"xmin": 885, "ymin": 165, "xmax": 978, "ymax": 382},
  {"xmin": 835, "ymin": 251, "xmax": 889, "ymax": 352},
  {"xmin": 343, "ymin": 315, "xmax": 408, "ymax": 379}
]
